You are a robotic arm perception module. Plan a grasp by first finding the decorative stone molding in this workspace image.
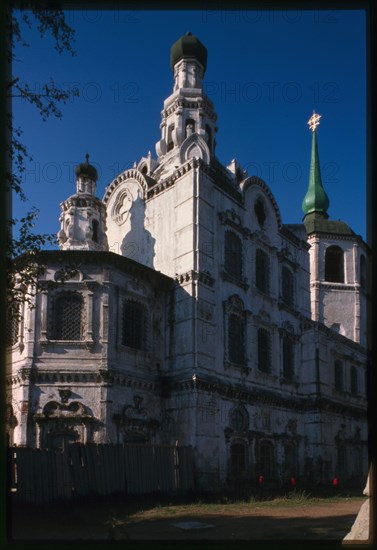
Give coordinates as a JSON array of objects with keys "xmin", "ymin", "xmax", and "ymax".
[
  {"xmin": 175, "ymin": 269, "xmax": 215, "ymax": 288},
  {"xmin": 110, "ymin": 188, "xmax": 133, "ymax": 225},
  {"xmin": 224, "ymin": 361, "xmax": 251, "ymax": 376},
  {"xmin": 103, "ymin": 168, "xmax": 150, "ymax": 204},
  {"xmin": 241, "ymin": 176, "xmax": 282, "ymax": 228},
  {"xmin": 169, "ymin": 374, "xmax": 368, "ymax": 419},
  {"xmin": 219, "ymin": 269, "xmax": 249, "ymax": 290},
  {"xmin": 179, "ymin": 133, "xmax": 211, "ymax": 165},
  {"xmin": 113, "ymin": 395, "xmax": 159, "ymax": 442},
  {"xmin": 218, "ymin": 209, "xmax": 252, "ymax": 237}
]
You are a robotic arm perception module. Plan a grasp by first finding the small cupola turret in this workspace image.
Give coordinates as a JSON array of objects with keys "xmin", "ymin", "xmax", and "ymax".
[
  {"xmin": 154, "ymin": 32, "xmax": 217, "ymax": 175},
  {"xmin": 75, "ymin": 153, "xmax": 98, "ymax": 196},
  {"xmin": 57, "ymin": 154, "xmax": 108, "ymax": 251}
]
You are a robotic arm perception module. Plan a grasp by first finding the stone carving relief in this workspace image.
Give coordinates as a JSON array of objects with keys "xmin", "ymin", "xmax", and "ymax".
[
  {"xmin": 34, "ymin": 397, "xmax": 96, "ymax": 448},
  {"xmin": 111, "ymin": 189, "xmax": 133, "ymax": 225},
  {"xmin": 113, "ymin": 395, "xmax": 159, "ymax": 443}
]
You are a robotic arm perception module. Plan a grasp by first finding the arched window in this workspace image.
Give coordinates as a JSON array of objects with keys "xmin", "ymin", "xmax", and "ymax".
[
  {"xmin": 228, "ymin": 314, "xmax": 245, "ymax": 364},
  {"xmin": 6, "ymin": 301, "xmax": 20, "ymax": 347},
  {"xmin": 167, "ymin": 124, "xmax": 175, "ymax": 151},
  {"xmin": 337, "ymin": 446, "xmax": 347, "ymax": 478},
  {"xmin": 281, "ymin": 266, "xmax": 294, "ymax": 307},
  {"xmin": 284, "ymin": 444, "xmax": 298, "ymax": 477},
  {"xmin": 225, "ymin": 231, "xmax": 243, "ymax": 279},
  {"xmin": 334, "ymin": 359, "xmax": 344, "ymax": 391},
  {"xmin": 230, "ymin": 406, "xmax": 249, "ymax": 432},
  {"xmin": 325, "ymin": 246, "xmax": 344, "ymax": 282},
  {"xmin": 282, "ymin": 338, "xmax": 294, "ymax": 380},
  {"xmin": 360, "ymin": 255, "xmax": 366, "ymax": 289},
  {"xmin": 185, "ymin": 118, "xmax": 196, "ymax": 137},
  {"xmin": 124, "ymin": 432, "xmax": 148, "ymax": 444},
  {"xmin": 205, "ymin": 124, "xmax": 212, "ymax": 152},
  {"xmin": 231, "ymin": 442, "xmax": 247, "ymax": 476},
  {"xmin": 49, "ymin": 432, "xmax": 78, "ymax": 451},
  {"xmin": 255, "ymin": 249, "xmax": 270, "ymax": 294},
  {"xmin": 254, "ymin": 198, "xmax": 266, "ymax": 228},
  {"xmin": 122, "ymin": 301, "xmax": 146, "ymax": 350},
  {"xmin": 258, "ymin": 328, "xmax": 271, "ymax": 373},
  {"xmin": 350, "ymin": 366, "xmax": 358, "ymax": 396},
  {"xmin": 259, "ymin": 441, "xmax": 274, "ymax": 478},
  {"xmin": 92, "ymin": 219, "xmax": 99, "ymax": 243},
  {"xmin": 52, "ymin": 293, "xmax": 84, "ymax": 340}
]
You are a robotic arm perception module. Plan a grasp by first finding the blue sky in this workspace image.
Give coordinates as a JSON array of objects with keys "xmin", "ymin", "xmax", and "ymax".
[{"xmin": 12, "ymin": 8, "xmax": 367, "ymax": 244}]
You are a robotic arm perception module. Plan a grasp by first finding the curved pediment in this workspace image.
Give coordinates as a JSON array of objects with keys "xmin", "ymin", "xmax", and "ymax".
[{"xmin": 179, "ymin": 133, "xmax": 211, "ymax": 165}]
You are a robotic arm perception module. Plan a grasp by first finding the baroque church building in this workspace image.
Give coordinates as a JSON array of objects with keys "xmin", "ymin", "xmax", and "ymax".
[{"xmin": 7, "ymin": 33, "xmax": 370, "ymax": 490}]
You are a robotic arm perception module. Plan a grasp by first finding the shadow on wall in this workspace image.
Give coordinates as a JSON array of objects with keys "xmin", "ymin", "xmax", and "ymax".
[{"xmin": 120, "ymin": 194, "xmax": 156, "ymax": 268}]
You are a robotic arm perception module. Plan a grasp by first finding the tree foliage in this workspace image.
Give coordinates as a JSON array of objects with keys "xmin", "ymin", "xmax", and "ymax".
[{"xmin": 6, "ymin": 5, "xmax": 79, "ymax": 317}]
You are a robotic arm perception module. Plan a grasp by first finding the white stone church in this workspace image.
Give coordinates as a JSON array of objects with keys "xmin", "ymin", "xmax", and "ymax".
[{"xmin": 7, "ymin": 33, "xmax": 370, "ymax": 490}]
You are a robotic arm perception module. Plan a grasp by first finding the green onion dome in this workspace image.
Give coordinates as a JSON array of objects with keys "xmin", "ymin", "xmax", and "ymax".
[{"xmin": 170, "ymin": 32, "xmax": 207, "ymax": 72}]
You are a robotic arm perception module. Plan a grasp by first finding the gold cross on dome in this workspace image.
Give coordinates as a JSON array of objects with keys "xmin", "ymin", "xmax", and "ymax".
[{"xmin": 308, "ymin": 111, "xmax": 322, "ymax": 132}]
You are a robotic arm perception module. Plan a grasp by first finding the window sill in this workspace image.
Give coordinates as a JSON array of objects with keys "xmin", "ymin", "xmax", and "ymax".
[
  {"xmin": 279, "ymin": 377, "xmax": 299, "ymax": 388},
  {"xmin": 224, "ymin": 361, "xmax": 250, "ymax": 375},
  {"xmin": 220, "ymin": 270, "xmax": 249, "ymax": 291},
  {"xmin": 117, "ymin": 344, "xmax": 150, "ymax": 356},
  {"xmin": 40, "ymin": 339, "xmax": 95, "ymax": 349}
]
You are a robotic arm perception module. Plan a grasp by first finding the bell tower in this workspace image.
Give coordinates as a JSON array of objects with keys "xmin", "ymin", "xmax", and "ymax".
[
  {"xmin": 155, "ymin": 32, "xmax": 217, "ymax": 178},
  {"xmin": 303, "ymin": 113, "xmax": 368, "ymax": 346},
  {"xmin": 57, "ymin": 154, "xmax": 108, "ymax": 251}
]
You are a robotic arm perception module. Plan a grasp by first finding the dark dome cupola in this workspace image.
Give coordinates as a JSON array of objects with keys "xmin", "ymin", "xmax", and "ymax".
[
  {"xmin": 75, "ymin": 153, "xmax": 98, "ymax": 185},
  {"xmin": 170, "ymin": 31, "xmax": 208, "ymax": 73}
]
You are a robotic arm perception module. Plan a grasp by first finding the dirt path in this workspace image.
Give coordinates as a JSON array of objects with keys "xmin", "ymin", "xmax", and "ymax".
[{"xmin": 9, "ymin": 497, "xmax": 364, "ymax": 541}]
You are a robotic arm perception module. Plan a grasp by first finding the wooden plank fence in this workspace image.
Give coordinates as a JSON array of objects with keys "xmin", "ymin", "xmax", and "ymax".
[{"xmin": 7, "ymin": 444, "xmax": 194, "ymax": 504}]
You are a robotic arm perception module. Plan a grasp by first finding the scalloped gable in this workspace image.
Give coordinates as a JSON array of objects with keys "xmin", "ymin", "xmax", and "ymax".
[
  {"xmin": 103, "ymin": 168, "xmax": 153, "ymax": 205},
  {"xmin": 241, "ymin": 175, "xmax": 282, "ymax": 228}
]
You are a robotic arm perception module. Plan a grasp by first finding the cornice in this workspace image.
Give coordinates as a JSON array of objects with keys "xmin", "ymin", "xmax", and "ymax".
[{"xmin": 170, "ymin": 374, "xmax": 367, "ymax": 418}]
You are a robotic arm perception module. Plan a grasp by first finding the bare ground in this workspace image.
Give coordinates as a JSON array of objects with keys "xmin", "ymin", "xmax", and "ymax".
[{"xmin": 8, "ymin": 494, "xmax": 365, "ymax": 542}]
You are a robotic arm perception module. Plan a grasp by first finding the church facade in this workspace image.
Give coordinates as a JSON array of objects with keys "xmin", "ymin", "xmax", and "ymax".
[{"xmin": 6, "ymin": 33, "xmax": 370, "ymax": 490}]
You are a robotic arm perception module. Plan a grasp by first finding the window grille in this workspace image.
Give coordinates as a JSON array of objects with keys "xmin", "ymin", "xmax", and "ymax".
[
  {"xmin": 122, "ymin": 301, "xmax": 146, "ymax": 350},
  {"xmin": 228, "ymin": 313, "xmax": 245, "ymax": 364},
  {"xmin": 284, "ymin": 444, "xmax": 297, "ymax": 476},
  {"xmin": 325, "ymin": 246, "xmax": 344, "ymax": 282},
  {"xmin": 350, "ymin": 366, "xmax": 358, "ymax": 396},
  {"xmin": 259, "ymin": 442, "xmax": 274, "ymax": 478},
  {"xmin": 334, "ymin": 360, "xmax": 344, "ymax": 391},
  {"xmin": 282, "ymin": 338, "xmax": 294, "ymax": 380},
  {"xmin": 258, "ymin": 328, "xmax": 271, "ymax": 373},
  {"xmin": 231, "ymin": 442, "xmax": 247, "ymax": 475},
  {"xmin": 281, "ymin": 266, "xmax": 294, "ymax": 307},
  {"xmin": 52, "ymin": 293, "xmax": 84, "ymax": 340},
  {"xmin": 6, "ymin": 302, "xmax": 19, "ymax": 347},
  {"xmin": 224, "ymin": 231, "xmax": 243, "ymax": 280},
  {"xmin": 256, "ymin": 249, "xmax": 270, "ymax": 294}
]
